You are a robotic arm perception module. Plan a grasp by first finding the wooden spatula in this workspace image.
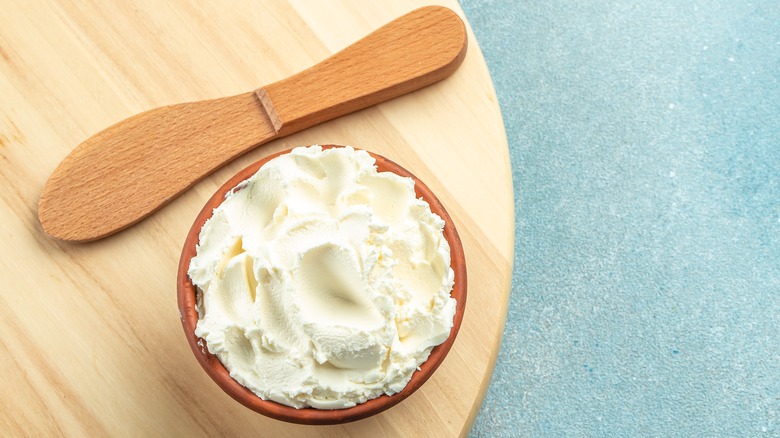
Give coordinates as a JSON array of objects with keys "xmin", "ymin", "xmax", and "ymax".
[{"xmin": 38, "ymin": 6, "xmax": 467, "ymax": 242}]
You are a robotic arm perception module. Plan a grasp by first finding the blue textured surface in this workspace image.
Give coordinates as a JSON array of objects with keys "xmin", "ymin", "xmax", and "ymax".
[{"xmin": 459, "ymin": 1, "xmax": 780, "ymax": 436}]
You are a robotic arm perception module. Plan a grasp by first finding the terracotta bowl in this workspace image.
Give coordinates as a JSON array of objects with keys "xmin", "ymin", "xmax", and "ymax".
[{"xmin": 177, "ymin": 145, "xmax": 467, "ymax": 425}]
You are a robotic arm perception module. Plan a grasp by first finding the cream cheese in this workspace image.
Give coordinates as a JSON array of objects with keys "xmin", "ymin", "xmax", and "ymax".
[{"xmin": 188, "ymin": 145, "xmax": 456, "ymax": 409}]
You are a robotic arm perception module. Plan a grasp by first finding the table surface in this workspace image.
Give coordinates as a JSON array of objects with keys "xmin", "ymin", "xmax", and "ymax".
[
  {"xmin": 463, "ymin": 0, "xmax": 780, "ymax": 436},
  {"xmin": 0, "ymin": 1, "xmax": 513, "ymax": 437}
]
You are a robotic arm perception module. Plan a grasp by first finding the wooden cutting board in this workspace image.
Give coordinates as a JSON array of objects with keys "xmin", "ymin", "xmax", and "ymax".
[{"xmin": 0, "ymin": 1, "xmax": 513, "ymax": 436}]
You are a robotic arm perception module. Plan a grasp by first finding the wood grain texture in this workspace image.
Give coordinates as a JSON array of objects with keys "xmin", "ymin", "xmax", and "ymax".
[
  {"xmin": 38, "ymin": 6, "xmax": 466, "ymax": 242},
  {"xmin": 0, "ymin": 1, "xmax": 512, "ymax": 437}
]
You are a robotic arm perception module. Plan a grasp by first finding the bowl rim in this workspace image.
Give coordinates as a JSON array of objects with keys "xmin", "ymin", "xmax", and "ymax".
[{"xmin": 176, "ymin": 145, "xmax": 467, "ymax": 425}]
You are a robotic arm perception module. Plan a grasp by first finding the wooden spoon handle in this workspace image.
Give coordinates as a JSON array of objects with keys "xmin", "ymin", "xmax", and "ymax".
[
  {"xmin": 256, "ymin": 5, "xmax": 467, "ymax": 137},
  {"xmin": 38, "ymin": 6, "xmax": 467, "ymax": 242}
]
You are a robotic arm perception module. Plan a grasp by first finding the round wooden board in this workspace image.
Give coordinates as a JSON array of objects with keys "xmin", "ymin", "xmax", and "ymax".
[{"xmin": 0, "ymin": 1, "xmax": 513, "ymax": 436}]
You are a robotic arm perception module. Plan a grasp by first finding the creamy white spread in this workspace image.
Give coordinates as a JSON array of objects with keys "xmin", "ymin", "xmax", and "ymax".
[{"xmin": 188, "ymin": 145, "xmax": 456, "ymax": 409}]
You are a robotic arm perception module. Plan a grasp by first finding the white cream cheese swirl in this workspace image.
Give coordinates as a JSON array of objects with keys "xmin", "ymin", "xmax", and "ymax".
[{"xmin": 188, "ymin": 145, "xmax": 456, "ymax": 409}]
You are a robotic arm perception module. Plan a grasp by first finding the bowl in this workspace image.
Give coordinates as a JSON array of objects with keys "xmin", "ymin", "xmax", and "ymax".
[{"xmin": 177, "ymin": 145, "xmax": 466, "ymax": 425}]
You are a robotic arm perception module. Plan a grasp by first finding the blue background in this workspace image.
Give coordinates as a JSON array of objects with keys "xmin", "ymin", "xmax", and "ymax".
[{"xmin": 460, "ymin": 1, "xmax": 780, "ymax": 436}]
